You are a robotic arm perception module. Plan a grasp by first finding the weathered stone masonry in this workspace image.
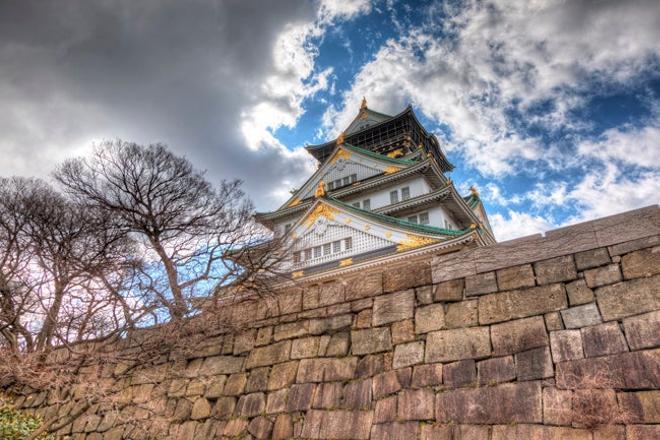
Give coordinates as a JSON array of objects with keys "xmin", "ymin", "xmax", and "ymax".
[{"xmin": 9, "ymin": 205, "xmax": 660, "ymax": 439}]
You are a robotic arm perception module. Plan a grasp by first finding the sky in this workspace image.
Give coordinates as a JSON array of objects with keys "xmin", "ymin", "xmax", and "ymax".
[{"xmin": 1, "ymin": 0, "xmax": 659, "ymax": 242}]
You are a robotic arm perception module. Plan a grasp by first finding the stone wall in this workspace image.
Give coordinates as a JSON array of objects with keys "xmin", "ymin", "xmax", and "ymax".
[{"xmin": 9, "ymin": 205, "xmax": 660, "ymax": 439}]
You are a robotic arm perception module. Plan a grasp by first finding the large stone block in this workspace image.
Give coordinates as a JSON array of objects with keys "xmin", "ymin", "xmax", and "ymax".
[
  {"xmin": 434, "ymin": 278, "xmax": 464, "ymax": 301},
  {"xmin": 561, "ymin": 303, "xmax": 602, "ymax": 329},
  {"xmin": 491, "ymin": 424, "xmax": 592, "ymax": 440},
  {"xmin": 374, "ymin": 395, "xmax": 397, "ymax": 424},
  {"xmin": 609, "ymin": 234, "xmax": 660, "ymax": 257},
  {"xmin": 343, "ymin": 378, "xmax": 372, "ymax": 410},
  {"xmin": 297, "ymin": 357, "xmax": 358, "ymax": 383},
  {"xmin": 623, "ymin": 311, "xmax": 660, "ymax": 350},
  {"xmin": 581, "ymin": 322, "xmax": 628, "ymax": 357},
  {"xmin": 572, "ymin": 389, "xmax": 619, "ymax": 427},
  {"xmin": 550, "ymin": 330, "xmax": 584, "ymax": 363},
  {"xmin": 398, "ymin": 389, "xmax": 434, "ymax": 420},
  {"xmin": 351, "ymin": 327, "xmax": 392, "ymax": 355},
  {"xmin": 411, "ymin": 363, "xmax": 443, "ymax": 388},
  {"xmin": 490, "ymin": 316, "xmax": 548, "ymax": 356},
  {"xmin": 534, "ymin": 255, "xmax": 577, "ymax": 285},
  {"xmin": 391, "ymin": 319, "xmax": 415, "ymax": 345},
  {"xmin": 478, "ymin": 283, "xmax": 567, "ymax": 325},
  {"xmin": 393, "ymin": 341, "xmax": 425, "ymax": 369},
  {"xmin": 312, "ymin": 382, "xmax": 343, "ymax": 409},
  {"xmin": 190, "ymin": 397, "xmax": 212, "ymax": 420},
  {"xmin": 200, "ymin": 355, "xmax": 244, "ymax": 375},
  {"xmin": 618, "ymin": 390, "xmax": 660, "ymax": 424},
  {"xmin": 622, "ymin": 246, "xmax": 660, "ymax": 279},
  {"xmin": 223, "ymin": 373, "xmax": 247, "ymax": 396},
  {"xmin": 274, "ymin": 321, "xmax": 309, "ymax": 341},
  {"xmin": 236, "ymin": 392, "xmax": 266, "ymax": 417},
  {"xmin": 445, "ymin": 300, "xmax": 478, "ymax": 329},
  {"xmin": 248, "ymin": 416, "xmax": 273, "ymax": 440},
  {"xmin": 556, "ymin": 349, "xmax": 660, "ymax": 389},
  {"xmin": 287, "ymin": 383, "xmax": 315, "ymax": 411},
  {"xmin": 514, "ymin": 347, "xmax": 553, "ymax": 381},
  {"xmin": 596, "ymin": 275, "xmax": 660, "ymax": 321},
  {"xmin": 272, "ymin": 414, "xmax": 293, "ymax": 440},
  {"xmin": 584, "ymin": 264, "xmax": 622, "ymax": 288},
  {"xmin": 477, "ymin": 356, "xmax": 515, "ymax": 385},
  {"xmin": 344, "ymin": 273, "xmax": 383, "ymax": 300},
  {"xmin": 212, "ymin": 396, "xmax": 236, "ymax": 420},
  {"xmin": 543, "ymin": 387, "xmax": 573, "ymax": 426},
  {"xmin": 383, "ymin": 260, "xmax": 431, "ymax": 292},
  {"xmin": 443, "ymin": 359, "xmax": 476, "ymax": 388},
  {"xmin": 575, "ymin": 247, "xmax": 611, "ymax": 271},
  {"xmin": 626, "ymin": 425, "xmax": 660, "ymax": 440},
  {"xmin": 372, "ymin": 371, "xmax": 403, "ymax": 399},
  {"xmin": 496, "ymin": 264, "xmax": 535, "ymax": 291},
  {"xmin": 268, "ymin": 360, "xmax": 298, "ymax": 390},
  {"xmin": 246, "ymin": 340, "xmax": 292, "ymax": 369},
  {"xmin": 291, "ymin": 336, "xmax": 320, "ymax": 359},
  {"xmin": 565, "ymin": 279, "xmax": 594, "ymax": 306},
  {"xmin": 300, "ymin": 409, "xmax": 373, "ymax": 439},
  {"xmin": 266, "ymin": 388, "xmax": 288, "ymax": 414},
  {"xmin": 435, "ymin": 381, "xmax": 542, "ymax": 424},
  {"xmin": 371, "ymin": 422, "xmax": 420, "ymax": 440},
  {"xmin": 464, "ymin": 271, "xmax": 498, "ymax": 296},
  {"xmin": 415, "ymin": 303, "xmax": 445, "ymax": 334},
  {"xmin": 425, "ymin": 327, "xmax": 491, "ymax": 363},
  {"xmin": 372, "ymin": 290, "xmax": 415, "ymax": 326}
]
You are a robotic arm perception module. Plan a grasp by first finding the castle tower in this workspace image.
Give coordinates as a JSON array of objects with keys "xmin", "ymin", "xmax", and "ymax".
[{"xmin": 256, "ymin": 100, "xmax": 495, "ymax": 280}]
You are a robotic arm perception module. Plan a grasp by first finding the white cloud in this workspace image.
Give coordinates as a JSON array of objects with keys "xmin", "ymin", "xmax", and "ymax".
[
  {"xmin": 490, "ymin": 209, "xmax": 557, "ymax": 242},
  {"xmin": 323, "ymin": 0, "xmax": 660, "ymax": 176},
  {"xmin": 565, "ymin": 163, "xmax": 660, "ymax": 224},
  {"xmin": 577, "ymin": 122, "xmax": 660, "ymax": 168}
]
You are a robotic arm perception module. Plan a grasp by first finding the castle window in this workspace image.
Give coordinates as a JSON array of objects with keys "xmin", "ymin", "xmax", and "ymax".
[
  {"xmin": 323, "ymin": 243, "xmax": 331, "ymax": 255},
  {"xmin": 345, "ymin": 237, "xmax": 352, "ymax": 250},
  {"xmin": 352, "ymin": 201, "xmax": 361, "ymax": 208},
  {"xmin": 350, "ymin": 174, "xmax": 357, "ymax": 183},
  {"xmin": 332, "ymin": 240, "xmax": 341, "ymax": 253},
  {"xmin": 293, "ymin": 252, "xmax": 301, "ymax": 263},
  {"xmin": 407, "ymin": 215, "xmax": 418, "ymax": 224},
  {"xmin": 419, "ymin": 212, "xmax": 430, "ymax": 225},
  {"xmin": 314, "ymin": 246, "xmax": 322, "ymax": 258},
  {"xmin": 390, "ymin": 190, "xmax": 399, "ymax": 204},
  {"xmin": 362, "ymin": 199, "xmax": 370, "ymax": 210},
  {"xmin": 328, "ymin": 181, "xmax": 335, "ymax": 190},
  {"xmin": 401, "ymin": 186, "xmax": 410, "ymax": 200},
  {"xmin": 342, "ymin": 176, "xmax": 350, "ymax": 186},
  {"xmin": 305, "ymin": 249, "xmax": 312, "ymax": 260}
]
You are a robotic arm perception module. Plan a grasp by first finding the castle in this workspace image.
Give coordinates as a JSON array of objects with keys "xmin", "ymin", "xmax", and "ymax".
[{"xmin": 256, "ymin": 99, "xmax": 495, "ymax": 280}]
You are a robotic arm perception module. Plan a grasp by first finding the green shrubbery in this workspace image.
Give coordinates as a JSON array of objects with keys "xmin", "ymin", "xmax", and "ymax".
[{"xmin": 0, "ymin": 398, "xmax": 56, "ymax": 440}]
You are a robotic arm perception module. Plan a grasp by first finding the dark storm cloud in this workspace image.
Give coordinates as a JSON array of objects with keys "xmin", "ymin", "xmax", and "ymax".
[{"xmin": 0, "ymin": 0, "xmax": 318, "ymax": 209}]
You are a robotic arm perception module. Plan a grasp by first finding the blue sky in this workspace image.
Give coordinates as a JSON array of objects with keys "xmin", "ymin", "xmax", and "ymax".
[{"xmin": 1, "ymin": 0, "xmax": 659, "ymax": 241}]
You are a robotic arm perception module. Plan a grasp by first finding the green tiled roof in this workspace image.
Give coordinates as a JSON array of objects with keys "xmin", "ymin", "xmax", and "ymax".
[
  {"xmin": 343, "ymin": 143, "xmax": 417, "ymax": 166},
  {"xmin": 327, "ymin": 196, "xmax": 471, "ymax": 237}
]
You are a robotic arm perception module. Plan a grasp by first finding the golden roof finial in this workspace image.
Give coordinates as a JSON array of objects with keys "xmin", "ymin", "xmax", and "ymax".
[
  {"xmin": 360, "ymin": 96, "xmax": 367, "ymax": 110},
  {"xmin": 336, "ymin": 131, "xmax": 345, "ymax": 145},
  {"xmin": 470, "ymin": 185, "xmax": 480, "ymax": 198},
  {"xmin": 315, "ymin": 180, "xmax": 327, "ymax": 198}
]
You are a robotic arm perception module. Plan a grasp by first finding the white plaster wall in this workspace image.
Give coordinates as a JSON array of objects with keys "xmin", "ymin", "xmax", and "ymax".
[{"xmin": 345, "ymin": 176, "xmax": 431, "ymax": 210}]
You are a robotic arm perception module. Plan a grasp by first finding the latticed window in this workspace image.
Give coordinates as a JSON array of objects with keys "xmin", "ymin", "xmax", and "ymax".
[
  {"xmin": 293, "ymin": 252, "xmax": 301, "ymax": 263},
  {"xmin": 314, "ymin": 246, "xmax": 322, "ymax": 258},
  {"xmin": 408, "ymin": 215, "xmax": 418, "ymax": 223},
  {"xmin": 345, "ymin": 237, "xmax": 352, "ymax": 250},
  {"xmin": 332, "ymin": 240, "xmax": 341, "ymax": 253},
  {"xmin": 305, "ymin": 249, "xmax": 312, "ymax": 260},
  {"xmin": 352, "ymin": 201, "xmax": 360, "ymax": 208},
  {"xmin": 401, "ymin": 186, "xmax": 410, "ymax": 200},
  {"xmin": 362, "ymin": 199, "xmax": 370, "ymax": 210},
  {"xmin": 390, "ymin": 190, "xmax": 398, "ymax": 204},
  {"xmin": 419, "ymin": 212, "xmax": 430, "ymax": 225},
  {"xmin": 323, "ymin": 243, "xmax": 331, "ymax": 255},
  {"xmin": 350, "ymin": 174, "xmax": 357, "ymax": 183}
]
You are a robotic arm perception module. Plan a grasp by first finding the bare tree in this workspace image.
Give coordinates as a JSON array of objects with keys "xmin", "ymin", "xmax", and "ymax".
[{"xmin": 55, "ymin": 140, "xmax": 273, "ymax": 321}]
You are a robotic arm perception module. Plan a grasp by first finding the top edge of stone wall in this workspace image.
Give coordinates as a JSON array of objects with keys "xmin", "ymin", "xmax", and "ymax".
[{"xmin": 432, "ymin": 204, "xmax": 659, "ymax": 283}]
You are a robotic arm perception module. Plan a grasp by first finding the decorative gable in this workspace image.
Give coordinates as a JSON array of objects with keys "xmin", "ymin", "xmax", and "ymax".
[
  {"xmin": 286, "ymin": 198, "xmax": 452, "ymax": 271},
  {"xmin": 284, "ymin": 145, "xmax": 407, "ymax": 207}
]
